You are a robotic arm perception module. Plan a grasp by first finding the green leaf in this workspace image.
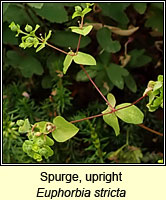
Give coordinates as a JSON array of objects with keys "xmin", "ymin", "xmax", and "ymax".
[
  {"xmin": 145, "ymin": 3, "xmax": 163, "ymax": 33},
  {"xmin": 41, "ymin": 76, "xmax": 52, "ymax": 89},
  {"xmin": 157, "ymin": 75, "xmax": 163, "ymax": 82},
  {"xmin": 63, "ymin": 53, "xmax": 74, "ymax": 74},
  {"xmin": 45, "ymin": 136, "xmax": 54, "ymax": 146},
  {"xmin": 46, "ymin": 53, "xmax": 64, "ymax": 77},
  {"xmin": 107, "ymin": 93, "xmax": 116, "ymax": 108},
  {"xmin": 72, "ymin": 11, "xmax": 83, "ymax": 19},
  {"xmin": 106, "ymin": 63, "xmax": 129, "ymax": 89},
  {"xmin": 52, "ymin": 116, "xmax": 79, "ymax": 142},
  {"xmin": 3, "ymin": 4, "xmax": 32, "ymax": 25},
  {"xmin": 36, "ymin": 43, "xmax": 45, "ymax": 52},
  {"xmin": 69, "ymin": 25, "xmax": 93, "ymax": 36},
  {"xmin": 3, "ymin": 22, "xmax": 18, "ymax": 45},
  {"xmin": 75, "ymin": 6, "xmax": 82, "ymax": 12},
  {"xmin": 102, "ymin": 93, "xmax": 119, "ymax": 136},
  {"xmin": 45, "ymin": 30, "xmax": 52, "ymax": 41},
  {"xmin": 73, "ymin": 51, "xmax": 96, "ymax": 65},
  {"xmin": 82, "ymin": 7, "xmax": 92, "ymax": 16},
  {"xmin": 50, "ymin": 31, "xmax": 91, "ymax": 49},
  {"xmin": 33, "ymin": 3, "xmax": 68, "ymax": 23},
  {"xmin": 3, "ymin": 3, "xmax": 10, "ymax": 15},
  {"xmin": 27, "ymin": 3, "xmax": 44, "ymax": 9},
  {"xmin": 102, "ymin": 108, "xmax": 120, "ymax": 136},
  {"xmin": 18, "ymin": 119, "xmax": 31, "ymax": 133},
  {"xmin": 128, "ymin": 49, "xmax": 152, "ymax": 68},
  {"xmin": 133, "ymin": 3, "xmax": 147, "ymax": 14},
  {"xmin": 153, "ymin": 81, "xmax": 162, "ymax": 91},
  {"xmin": 76, "ymin": 66, "xmax": 97, "ymax": 82},
  {"xmin": 124, "ymin": 73, "xmax": 137, "ymax": 93},
  {"xmin": 34, "ymin": 121, "xmax": 47, "ymax": 133},
  {"xmin": 6, "ymin": 50, "xmax": 43, "ymax": 77},
  {"xmin": 99, "ymin": 51, "xmax": 111, "ymax": 66},
  {"xmin": 97, "ymin": 27, "xmax": 121, "ymax": 53},
  {"xmin": 115, "ymin": 103, "xmax": 144, "ymax": 124},
  {"xmin": 99, "ymin": 3, "xmax": 130, "ymax": 27}
]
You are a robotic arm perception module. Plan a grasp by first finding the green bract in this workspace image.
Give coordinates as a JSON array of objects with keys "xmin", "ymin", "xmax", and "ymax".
[
  {"xmin": 103, "ymin": 108, "xmax": 120, "ymax": 136},
  {"xmin": 72, "ymin": 4, "xmax": 93, "ymax": 19},
  {"xmin": 36, "ymin": 30, "xmax": 52, "ymax": 52},
  {"xmin": 52, "ymin": 116, "xmax": 79, "ymax": 142},
  {"xmin": 102, "ymin": 93, "xmax": 120, "ymax": 136},
  {"xmin": 69, "ymin": 25, "xmax": 93, "ymax": 36},
  {"xmin": 102, "ymin": 93, "xmax": 144, "ymax": 136},
  {"xmin": 63, "ymin": 51, "xmax": 74, "ymax": 74},
  {"xmin": 17, "ymin": 119, "xmax": 31, "ymax": 133}
]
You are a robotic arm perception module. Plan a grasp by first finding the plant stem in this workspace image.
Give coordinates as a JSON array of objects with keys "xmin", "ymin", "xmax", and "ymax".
[
  {"xmin": 46, "ymin": 42, "xmax": 69, "ymax": 55},
  {"xmin": 137, "ymin": 124, "xmax": 163, "ymax": 136},
  {"xmin": 115, "ymin": 94, "xmax": 148, "ymax": 112},
  {"xmin": 70, "ymin": 94, "xmax": 148, "ymax": 124},
  {"xmin": 70, "ymin": 110, "xmax": 113, "ymax": 124},
  {"xmin": 80, "ymin": 64, "xmax": 116, "ymax": 111},
  {"xmin": 76, "ymin": 17, "xmax": 84, "ymax": 54},
  {"xmin": 76, "ymin": 35, "xmax": 82, "ymax": 53}
]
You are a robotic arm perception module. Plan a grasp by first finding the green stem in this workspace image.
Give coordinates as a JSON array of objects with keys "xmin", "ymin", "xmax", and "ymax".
[{"xmin": 126, "ymin": 130, "xmax": 129, "ymax": 146}]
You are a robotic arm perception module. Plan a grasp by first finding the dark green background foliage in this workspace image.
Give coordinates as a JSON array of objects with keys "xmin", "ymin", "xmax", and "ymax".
[{"xmin": 3, "ymin": 2, "xmax": 163, "ymax": 163}]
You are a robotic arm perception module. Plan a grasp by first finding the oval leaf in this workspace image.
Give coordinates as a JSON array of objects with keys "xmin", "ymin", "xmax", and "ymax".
[
  {"xmin": 115, "ymin": 103, "xmax": 144, "ymax": 124},
  {"xmin": 73, "ymin": 51, "xmax": 96, "ymax": 65},
  {"xmin": 63, "ymin": 53, "xmax": 73, "ymax": 74},
  {"xmin": 52, "ymin": 116, "xmax": 79, "ymax": 142},
  {"xmin": 102, "ymin": 108, "xmax": 120, "ymax": 136}
]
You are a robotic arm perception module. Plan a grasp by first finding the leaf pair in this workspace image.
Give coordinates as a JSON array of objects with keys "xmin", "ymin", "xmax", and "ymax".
[
  {"xmin": 63, "ymin": 51, "xmax": 96, "ymax": 74},
  {"xmin": 102, "ymin": 93, "xmax": 144, "ymax": 136},
  {"xmin": 72, "ymin": 4, "xmax": 94, "ymax": 19},
  {"xmin": 69, "ymin": 25, "xmax": 93, "ymax": 36}
]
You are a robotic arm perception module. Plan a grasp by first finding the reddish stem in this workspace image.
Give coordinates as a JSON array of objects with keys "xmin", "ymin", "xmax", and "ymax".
[
  {"xmin": 76, "ymin": 35, "xmax": 82, "ymax": 53},
  {"xmin": 70, "ymin": 94, "xmax": 148, "ymax": 124},
  {"xmin": 76, "ymin": 17, "xmax": 84, "ymax": 54},
  {"xmin": 138, "ymin": 124, "xmax": 163, "ymax": 137},
  {"xmin": 115, "ymin": 94, "xmax": 148, "ymax": 112},
  {"xmin": 70, "ymin": 110, "xmax": 113, "ymax": 124},
  {"xmin": 80, "ymin": 64, "xmax": 115, "ymax": 111},
  {"xmin": 46, "ymin": 42, "xmax": 69, "ymax": 55}
]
